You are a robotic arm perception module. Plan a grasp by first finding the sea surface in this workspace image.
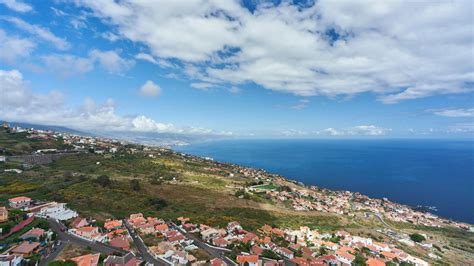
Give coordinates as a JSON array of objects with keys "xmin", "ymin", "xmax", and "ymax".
[{"xmin": 175, "ymin": 139, "xmax": 474, "ymax": 224}]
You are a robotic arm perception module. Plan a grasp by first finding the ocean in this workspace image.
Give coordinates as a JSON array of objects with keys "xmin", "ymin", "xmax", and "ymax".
[{"xmin": 175, "ymin": 139, "xmax": 474, "ymax": 224}]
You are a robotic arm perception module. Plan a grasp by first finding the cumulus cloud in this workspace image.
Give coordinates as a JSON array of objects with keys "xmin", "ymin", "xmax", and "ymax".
[
  {"xmin": 0, "ymin": 29, "xmax": 35, "ymax": 63},
  {"xmin": 0, "ymin": 69, "xmax": 225, "ymax": 136},
  {"xmin": 139, "ymin": 80, "xmax": 161, "ymax": 97},
  {"xmin": 228, "ymin": 86, "xmax": 241, "ymax": 94},
  {"xmin": 89, "ymin": 49, "xmax": 134, "ymax": 74},
  {"xmin": 0, "ymin": 0, "xmax": 32, "ymax": 12},
  {"xmin": 2, "ymin": 16, "xmax": 70, "ymax": 50},
  {"xmin": 41, "ymin": 54, "xmax": 95, "ymax": 77},
  {"xmin": 73, "ymin": 0, "xmax": 474, "ymax": 102},
  {"xmin": 429, "ymin": 108, "xmax": 474, "ymax": 118},
  {"xmin": 39, "ymin": 50, "xmax": 133, "ymax": 77},
  {"xmin": 321, "ymin": 125, "xmax": 391, "ymax": 136},
  {"xmin": 190, "ymin": 82, "xmax": 215, "ymax": 90}
]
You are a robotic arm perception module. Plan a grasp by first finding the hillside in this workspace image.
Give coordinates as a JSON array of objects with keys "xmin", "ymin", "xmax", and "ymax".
[{"xmin": 0, "ymin": 126, "xmax": 473, "ymax": 264}]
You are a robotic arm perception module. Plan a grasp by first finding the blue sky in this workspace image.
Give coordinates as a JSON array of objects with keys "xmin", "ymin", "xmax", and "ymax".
[{"xmin": 0, "ymin": 0, "xmax": 473, "ymax": 139}]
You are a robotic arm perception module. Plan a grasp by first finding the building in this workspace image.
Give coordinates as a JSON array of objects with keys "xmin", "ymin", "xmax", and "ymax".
[
  {"xmin": 236, "ymin": 255, "xmax": 259, "ymax": 266},
  {"xmin": 0, "ymin": 207, "xmax": 8, "ymax": 222},
  {"xmin": 70, "ymin": 253, "xmax": 100, "ymax": 266},
  {"xmin": 74, "ymin": 227, "xmax": 101, "ymax": 240},
  {"xmin": 11, "ymin": 242, "xmax": 40, "ymax": 256},
  {"xmin": 36, "ymin": 202, "xmax": 78, "ymax": 220},
  {"xmin": 8, "ymin": 197, "xmax": 31, "ymax": 209},
  {"xmin": 0, "ymin": 254, "xmax": 23, "ymax": 266},
  {"xmin": 104, "ymin": 252, "xmax": 137, "ymax": 266},
  {"xmin": 20, "ymin": 228, "xmax": 45, "ymax": 240},
  {"xmin": 104, "ymin": 220, "xmax": 123, "ymax": 231}
]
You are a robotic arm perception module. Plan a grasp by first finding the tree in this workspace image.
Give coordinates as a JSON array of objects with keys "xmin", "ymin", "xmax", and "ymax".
[
  {"xmin": 147, "ymin": 198, "xmax": 168, "ymax": 210},
  {"xmin": 130, "ymin": 179, "xmax": 141, "ymax": 191},
  {"xmin": 352, "ymin": 253, "xmax": 367, "ymax": 266},
  {"xmin": 96, "ymin": 175, "xmax": 111, "ymax": 187},
  {"xmin": 409, "ymin": 233, "xmax": 426, "ymax": 243}
]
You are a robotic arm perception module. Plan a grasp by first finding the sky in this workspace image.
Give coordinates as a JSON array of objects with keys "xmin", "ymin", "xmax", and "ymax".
[{"xmin": 0, "ymin": 0, "xmax": 473, "ymax": 140}]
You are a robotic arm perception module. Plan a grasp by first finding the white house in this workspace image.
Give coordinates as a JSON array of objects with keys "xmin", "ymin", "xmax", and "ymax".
[
  {"xmin": 0, "ymin": 254, "xmax": 23, "ymax": 266},
  {"xmin": 36, "ymin": 203, "xmax": 78, "ymax": 221}
]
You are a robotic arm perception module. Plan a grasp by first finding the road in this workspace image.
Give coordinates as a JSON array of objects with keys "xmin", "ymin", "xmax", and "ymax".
[
  {"xmin": 39, "ymin": 240, "xmax": 67, "ymax": 266},
  {"xmin": 123, "ymin": 220, "xmax": 170, "ymax": 265},
  {"xmin": 169, "ymin": 222, "xmax": 237, "ymax": 266},
  {"xmin": 45, "ymin": 218, "xmax": 126, "ymax": 263}
]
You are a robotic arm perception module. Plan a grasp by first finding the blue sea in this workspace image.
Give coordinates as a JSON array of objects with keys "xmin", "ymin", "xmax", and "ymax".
[{"xmin": 175, "ymin": 139, "xmax": 474, "ymax": 224}]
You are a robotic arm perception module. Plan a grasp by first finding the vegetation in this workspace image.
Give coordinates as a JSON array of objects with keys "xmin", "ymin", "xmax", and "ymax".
[{"xmin": 409, "ymin": 233, "xmax": 426, "ymax": 243}]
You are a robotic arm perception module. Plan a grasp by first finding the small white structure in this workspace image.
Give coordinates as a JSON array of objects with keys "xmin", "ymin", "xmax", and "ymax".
[
  {"xmin": 36, "ymin": 202, "xmax": 78, "ymax": 221},
  {"xmin": 0, "ymin": 156, "xmax": 6, "ymax": 162},
  {"xmin": 4, "ymin": 169, "xmax": 22, "ymax": 174},
  {"xmin": 0, "ymin": 254, "xmax": 23, "ymax": 266}
]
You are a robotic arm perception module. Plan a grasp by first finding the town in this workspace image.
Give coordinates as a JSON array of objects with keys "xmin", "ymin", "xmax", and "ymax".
[
  {"xmin": 1, "ymin": 195, "xmax": 433, "ymax": 265},
  {"xmin": 1, "ymin": 124, "xmax": 473, "ymax": 265}
]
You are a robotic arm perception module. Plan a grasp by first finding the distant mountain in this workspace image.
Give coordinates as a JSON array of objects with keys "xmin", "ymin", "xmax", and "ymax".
[
  {"xmin": 1, "ymin": 121, "xmax": 91, "ymax": 136},
  {"xmin": 2, "ymin": 121, "xmax": 230, "ymax": 147}
]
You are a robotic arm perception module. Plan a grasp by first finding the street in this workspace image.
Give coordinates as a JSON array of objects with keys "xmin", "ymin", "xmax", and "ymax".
[
  {"xmin": 123, "ymin": 219, "xmax": 170, "ymax": 265},
  {"xmin": 169, "ymin": 222, "xmax": 237, "ymax": 266},
  {"xmin": 44, "ymin": 218, "xmax": 126, "ymax": 263}
]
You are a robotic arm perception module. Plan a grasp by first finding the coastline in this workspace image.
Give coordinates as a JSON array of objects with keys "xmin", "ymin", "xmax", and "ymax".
[{"xmin": 174, "ymin": 139, "xmax": 474, "ymax": 226}]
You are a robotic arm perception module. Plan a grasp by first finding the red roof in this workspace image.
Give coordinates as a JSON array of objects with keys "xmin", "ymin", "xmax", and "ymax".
[
  {"xmin": 109, "ymin": 236, "xmax": 130, "ymax": 250},
  {"xmin": 237, "ymin": 255, "xmax": 259, "ymax": 264},
  {"xmin": 8, "ymin": 196, "xmax": 31, "ymax": 203}
]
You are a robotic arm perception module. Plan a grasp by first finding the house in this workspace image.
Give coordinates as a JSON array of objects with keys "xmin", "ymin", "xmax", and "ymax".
[
  {"xmin": 104, "ymin": 252, "xmax": 137, "ymax": 266},
  {"xmin": 227, "ymin": 221, "xmax": 242, "ymax": 232},
  {"xmin": 74, "ymin": 226, "xmax": 101, "ymax": 240},
  {"xmin": 104, "ymin": 220, "xmax": 123, "ymax": 231},
  {"xmin": 71, "ymin": 217, "xmax": 90, "ymax": 229},
  {"xmin": 367, "ymin": 258, "xmax": 385, "ymax": 266},
  {"xmin": 0, "ymin": 207, "xmax": 8, "ymax": 222},
  {"xmin": 251, "ymin": 245, "xmax": 264, "ymax": 255},
  {"xmin": 177, "ymin": 216, "xmax": 190, "ymax": 224},
  {"xmin": 0, "ymin": 254, "xmax": 23, "ymax": 266},
  {"xmin": 213, "ymin": 237, "xmax": 230, "ymax": 248},
  {"xmin": 183, "ymin": 223, "xmax": 196, "ymax": 231},
  {"xmin": 242, "ymin": 232, "xmax": 258, "ymax": 244},
  {"xmin": 336, "ymin": 251, "xmax": 354, "ymax": 265},
  {"xmin": 236, "ymin": 255, "xmax": 259, "ymax": 266},
  {"xmin": 210, "ymin": 258, "xmax": 226, "ymax": 266},
  {"xmin": 290, "ymin": 257, "xmax": 309, "ymax": 266},
  {"xmin": 275, "ymin": 247, "xmax": 294, "ymax": 259},
  {"xmin": 109, "ymin": 236, "xmax": 130, "ymax": 251},
  {"xmin": 201, "ymin": 228, "xmax": 219, "ymax": 241},
  {"xmin": 20, "ymin": 228, "xmax": 45, "ymax": 240},
  {"xmin": 8, "ymin": 197, "xmax": 31, "ymax": 209},
  {"xmin": 11, "ymin": 241, "xmax": 40, "ymax": 256},
  {"xmin": 155, "ymin": 223, "xmax": 169, "ymax": 233},
  {"xmin": 70, "ymin": 253, "xmax": 100, "ymax": 266},
  {"xmin": 37, "ymin": 202, "xmax": 78, "ymax": 220},
  {"xmin": 168, "ymin": 234, "xmax": 186, "ymax": 245}
]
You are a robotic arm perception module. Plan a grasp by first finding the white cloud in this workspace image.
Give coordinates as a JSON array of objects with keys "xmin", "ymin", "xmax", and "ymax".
[
  {"xmin": 139, "ymin": 80, "xmax": 161, "ymax": 97},
  {"xmin": 41, "ymin": 54, "xmax": 94, "ymax": 77},
  {"xmin": 135, "ymin": 53, "xmax": 174, "ymax": 68},
  {"xmin": 429, "ymin": 108, "xmax": 474, "ymax": 118},
  {"xmin": 291, "ymin": 99, "xmax": 310, "ymax": 110},
  {"xmin": 89, "ymin": 49, "xmax": 135, "ymax": 74},
  {"xmin": 2, "ymin": 17, "xmax": 70, "ymax": 50},
  {"xmin": 0, "ymin": 0, "xmax": 32, "ymax": 12},
  {"xmin": 321, "ymin": 125, "xmax": 391, "ymax": 136},
  {"xmin": 0, "ymin": 29, "xmax": 35, "ymax": 63},
  {"xmin": 190, "ymin": 82, "xmax": 215, "ymax": 90},
  {"xmin": 73, "ymin": 0, "xmax": 474, "ymax": 102},
  {"xmin": 228, "ymin": 86, "xmax": 241, "ymax": 94},
  {"xmin": 40, "ymin": 50, "xmax": 133, "ymax": 77},
  {"xmin": 0, "ymin": 69, "xmax": 227, "ymax": 136},
  {"xmin": 447, "ymin": 123, "xmax": 474, "ymax": 133}
]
